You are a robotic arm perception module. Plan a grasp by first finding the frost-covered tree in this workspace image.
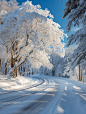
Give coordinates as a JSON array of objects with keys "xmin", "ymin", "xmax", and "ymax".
[
  {"xmin": 0, "ymin": 1, "xmax": 67, "ymax": 77},
  {"xmin": 50, "ymin": 51, "xmax": 64, "ymax": 76},
  {"xmin": 63, "ymin": 46, "xmax": 77, "ymax": 78},
  {"xmin": 0, "ymin": 0, "xmax": 19, "ymax": 75},
  {"xmin": 0, "ymin": 38, "xmax": 10, "ymax": 75},
  {"xmin": 0, "ymin": 0, "xmax": 19, "ymax": 12},
  {"xmin": 0, "ymin": 38, "xmax": 5, "ymax": 74},
  {"xmin": 56, "ymin": 57, "xmax": 65, "ymax": 77},
  {"xmin": 63, "ymin": 0, "xmax": 86, "ymax": 72},
  {"xmin": 39, "ymin": 51, "xmax": 64, "ymax": 76},
  {"xmin": 0, "ymin": 0, "xmax": 19, "ymax": 24}
]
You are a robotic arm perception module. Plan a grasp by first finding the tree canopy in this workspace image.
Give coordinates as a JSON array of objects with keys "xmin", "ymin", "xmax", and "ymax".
[{"xmin": 0, "ymin": 1, "xmax": 67, "ymax": 77}]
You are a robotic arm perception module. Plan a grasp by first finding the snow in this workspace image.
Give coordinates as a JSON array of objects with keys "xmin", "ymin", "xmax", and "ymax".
[
  {"xmin": 0, "ymin": 75, "xmax": 39, "ymax": 91},
  {"xmin": 57, "ymin": 106, "xmax": 64, "ymax": 113},
  {"xmin": 0, "ymin": 74, "xmax": 86, "ymax": 114}
]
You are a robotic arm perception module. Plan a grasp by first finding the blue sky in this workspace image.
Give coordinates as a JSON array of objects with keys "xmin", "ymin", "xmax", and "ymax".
[{"xmin": 17, "ymin": 0, "xmax": 77, "ymax": 46}]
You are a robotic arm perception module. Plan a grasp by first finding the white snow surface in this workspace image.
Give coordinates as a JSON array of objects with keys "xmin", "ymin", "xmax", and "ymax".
[
  {"xmin": 0, "ymin": 75, "xmax": 39, "ymax": 91},
  {"xmin": 0, "ymin": 74, "xmax": 86, "ymax": 114}
]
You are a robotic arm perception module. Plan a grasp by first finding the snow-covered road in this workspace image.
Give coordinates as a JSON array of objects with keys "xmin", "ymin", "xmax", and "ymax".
[{"xmin": 0, "ymin": 75, "xmax": 86, "ymax": 114}]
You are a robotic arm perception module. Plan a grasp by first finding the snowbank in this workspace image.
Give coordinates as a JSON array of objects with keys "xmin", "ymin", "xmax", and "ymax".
[{"xmin": 0, "ymin": 75, "xmax": 39, "ymax": 91}]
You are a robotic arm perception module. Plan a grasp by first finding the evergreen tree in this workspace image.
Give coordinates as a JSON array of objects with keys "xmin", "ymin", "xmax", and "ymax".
[{"xmin": 63, "ymin": 0, "xmax": 86, "ymax": 72}]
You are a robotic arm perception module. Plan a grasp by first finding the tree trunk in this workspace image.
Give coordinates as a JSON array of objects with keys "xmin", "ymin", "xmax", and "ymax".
[
  {"xmin": 52, "ymin": 70, "xmax": 55, "ymax": 76},
  {"xmin": 79, "ymin": 64, "xmax": 81, "ymax": 81},
  {"xmin": 14, "ymin": 67, "xmax": 17, "ymax": 78},
  {"xmin": 0, "ymin": 59, "xmax": 1, "ymax": 74},
  {"xmin": 5, "ymin": 63, "xmax": 7, "ymax": 75},
  {"xmin": 9, "ymin": 67, "xmax": 18, "ymax": 78},
  {"xmin": 11, "ymin": 52, "xmax": 14, "ymax": 68},
  {"xmin": 5, "ymin": 46, "xmax": 8, "ymax": 75},
  {"xmin": 81, "ymin": 69, "xmax": 82, "ymax": 81},
  {"xmin": 10, "ymin": 43, "xmax": 17, "ymax": 77},
  {"xmin": 10, "ymin": 57, "xmax": 27, "ymax": 78},
  {"xmin": 32, "ymin": 69, "xmax": 33, "ymax": 75},
  {"xmin": 29, "ymin": 72, "xmax": 30, "ymax": 77},
  {"xmin": 10, "ymin": 41, "xmax": 28, "ymax": 78}
]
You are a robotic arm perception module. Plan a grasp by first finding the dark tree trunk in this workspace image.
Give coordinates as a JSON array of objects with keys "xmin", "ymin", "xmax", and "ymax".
[
  {"xmin": 29, "ymin": 72, "xmax": 30, "ymax": 77},
  {"xmin": 14, "ymin": 67, "xmax": 17, "ymax": 78},
  {"xmin": 10, "ymin": 40, "xmax": 28, "ymax": 78},
  {"xmin": 5, "ymin": 46, "xmax": 8, "ymax": 75},
  {"xmin": 5, "ymin": 63, "xmax": 7, "ymax": 75},
  {"xmin": 0, "ymin": 59, "xmax": 1, "ymax": 74},
  {"xmin": 11, "ymin": 55, "xmax": 14, "ymax": 68},
  {"xmin": 79, "ymin": 64, "xmax": 81, "ymax": 81},
  {"xmin": 32, "ymin": 69, "xmax": 33, "ymax": 75},
  {"xmin": 52, "ymin": 70, "xmax": 55, "ymax": 76}
]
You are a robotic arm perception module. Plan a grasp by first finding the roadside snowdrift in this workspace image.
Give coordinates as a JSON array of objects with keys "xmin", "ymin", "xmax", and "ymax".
[{"xmin": 0, "ymin": 75, "xmax": 38, "ymax": 91}]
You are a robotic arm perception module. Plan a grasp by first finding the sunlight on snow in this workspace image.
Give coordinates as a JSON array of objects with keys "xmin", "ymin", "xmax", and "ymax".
[
  {"xmin": 0, "ymin": 75, "xmax": 38, "ymax": 90},
  {"xmin": 80, "ymin": 94, "xmax": 86, "ymax": 101},
  {"xmin": 65, "ymin": 86, "xmax": 67, "ymax": 90},
  {"xmin": 36, "ymin": 93, "xmax": 55, "ymax": 96},
  {"xmin": 66, "ymin": 82, "xmax": 68, "ymax": 84},
  {"xmin": 73, "ymin": 85, "xmax": 81, "ymax": 90},
  {"xmin": 57, "ymin": 106, "xmax": 64, "ymax": 113},
  {"xmin": 61, "ymin": 98, "xmax": 67, "ymax": 101},
  {"xmin": 63, "ymin": 93, "xmax": 67, "ymax": 96}
]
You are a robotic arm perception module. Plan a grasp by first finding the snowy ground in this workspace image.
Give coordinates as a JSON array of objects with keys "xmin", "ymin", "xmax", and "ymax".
[
  {"xmin": 0, "ymin": 75, "xmax": 39, "ymax": 91},
  {"xmin": 0, "ymin": 74, "xmax": 86, "ymax": 114}
]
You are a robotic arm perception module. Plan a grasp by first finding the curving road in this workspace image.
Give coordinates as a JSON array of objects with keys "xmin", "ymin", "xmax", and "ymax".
[{"xmin": 0, "ymin": 75, "xmax": 86, "ymax": 114}]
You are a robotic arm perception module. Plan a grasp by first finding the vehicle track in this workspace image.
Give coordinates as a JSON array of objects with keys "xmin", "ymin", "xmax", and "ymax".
[
  {"xmin": 15, "ymin": 81, "xmax": 58, "ymax": 114},
  {"xmin": 0, "ymin": 77, "xmax": 45, "ymax": 103},
  {"xmin": 0, "ymin": 78, "xmax": 49, "ymax": 110},
  {"xmin": 0, "ymin": 77, "xmax": 42, "ymax": 96}
]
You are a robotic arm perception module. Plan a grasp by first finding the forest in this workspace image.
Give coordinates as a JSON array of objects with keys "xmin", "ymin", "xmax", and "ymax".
[
  {"xmin": 0, "ymin": 0, "xmax": 86, "ymax": 82},
  {"xmin": 0, "ymin": 0, "xmax": 86, "ymax": 114}
]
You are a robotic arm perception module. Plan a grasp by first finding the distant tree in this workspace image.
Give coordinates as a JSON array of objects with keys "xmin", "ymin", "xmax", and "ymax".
[
  {"xmin": 63, "ymin": 46, "xmax": 77, "ymax": 78},
  {"xmin": 56, "ymin": 57, "xmax": 65, "ymax": 77},
  {"xmin": 39, "ymin": 51, "xmax": 64, "ymax": 76},
  {"xmin": 0, "ymin": 1, "xmax": 66, "ymax": 77},
  {"xmin": 50, "ymin": 51, "xmax": 65, "ymax": 76},
  {"xmin": 0, "ymin": 38, "xmax": 9, "ymax": 74}
]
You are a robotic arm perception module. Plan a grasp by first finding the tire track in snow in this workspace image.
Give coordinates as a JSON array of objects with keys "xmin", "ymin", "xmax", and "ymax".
[
  {"xmin": 0, "ymin": 77, "xmax": 42, "ymax": 96},
  {"xmin": 15, "ymin": 81, "xmax": 59, "ymax": 114},
  {"xmin": 0, "ymin": 78, "xmax": 49, "ymax": 110}
]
